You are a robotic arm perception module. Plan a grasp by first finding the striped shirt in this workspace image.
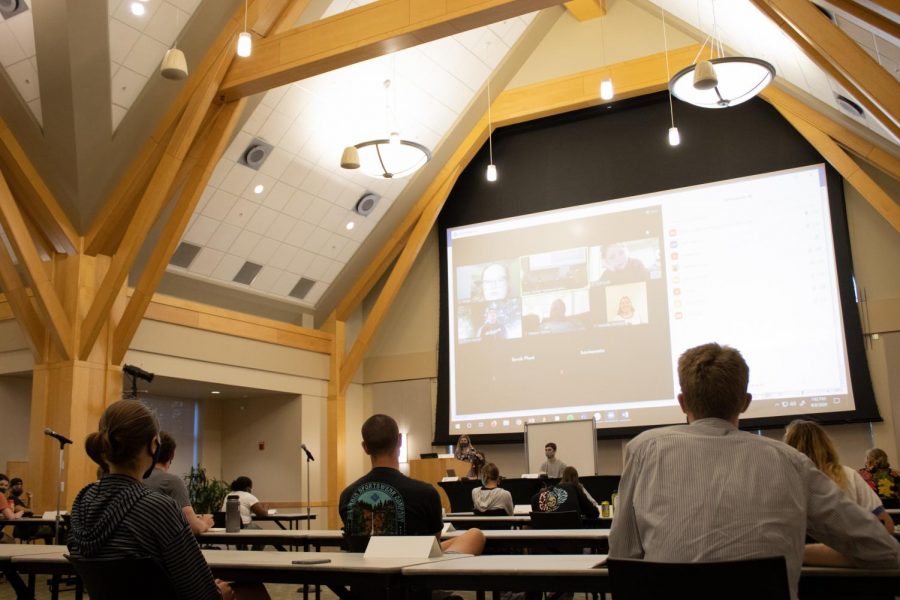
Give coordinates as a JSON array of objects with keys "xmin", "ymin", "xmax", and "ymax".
[
  {"xmin": 609, "ymin": 418, "xmax": 900, "ymax": 600},
  {"xmin": 68, "ymin": 474, "xmax": 220, "ymax": 600}
]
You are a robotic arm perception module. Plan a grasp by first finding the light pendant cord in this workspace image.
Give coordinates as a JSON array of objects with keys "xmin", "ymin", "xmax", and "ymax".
[
  {"xmin": 662, "ymin": 8, "xmax": 675, "ymax": 129},
  {"xmin": 244, "ymin": 0, "xmax": 248, "ymax": 31},
  {"xmin": 487, "ymin": 74, "xmax": 494, "ymax": 165}
]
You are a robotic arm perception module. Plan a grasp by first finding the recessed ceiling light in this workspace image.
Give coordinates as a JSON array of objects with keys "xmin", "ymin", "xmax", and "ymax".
[
  {"xmin": 253, "ymin": 184, "xmax": 264, "ymax": 194},
  {"xmin": 130, "ymin": 2, "xmax": 145, "ymax": 16},
  {"xmin": 210, "ymin": 390, "xmax": 221, "ymax": 395},
  {"xmin": 345, "ymin": 221, "xmax": 355, "ymax": 231}
]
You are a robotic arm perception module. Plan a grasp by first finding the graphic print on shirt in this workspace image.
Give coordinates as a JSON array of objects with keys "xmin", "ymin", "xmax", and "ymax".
[
  {"xmin": 537, "ymin": 487, "xmax": 568, "ymax": 512},
  {"xmin": 345, "ymin": 482, "xmax": 406, "ymax": 535}
]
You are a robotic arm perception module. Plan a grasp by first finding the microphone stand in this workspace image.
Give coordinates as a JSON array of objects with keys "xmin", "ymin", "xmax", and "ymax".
[
  {"xmin": 52, "ymin": 437, "xmax": 68, "ymax": 545},
  {"xmin": 305, "ymin": 452, "xmax": 312, "ymax": 530}
]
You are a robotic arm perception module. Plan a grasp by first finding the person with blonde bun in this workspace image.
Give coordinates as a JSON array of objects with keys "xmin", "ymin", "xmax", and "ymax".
[{"xmin": 69, "ymin": 400, "xmax": 270, "ymax": 600}]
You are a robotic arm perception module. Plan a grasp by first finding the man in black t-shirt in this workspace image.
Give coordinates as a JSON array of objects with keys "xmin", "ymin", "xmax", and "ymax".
[{"xmin": 340, "ymin": 414, "xmax": 484, "ymax": 554}]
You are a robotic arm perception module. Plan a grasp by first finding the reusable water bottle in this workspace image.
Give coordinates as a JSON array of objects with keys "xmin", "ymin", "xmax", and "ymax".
[{"xmin": 225, "ymin": 495, "xmax": 241, "ymax": 533}]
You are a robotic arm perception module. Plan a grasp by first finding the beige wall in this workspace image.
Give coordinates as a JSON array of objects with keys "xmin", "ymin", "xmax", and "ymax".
[
  {"xmin": 0, "ymin": 375, "xmax": 31, "ymax": 470},
  {"xmin": 0, "ymin": 321, "xmax": 32, "ymax": 375}
]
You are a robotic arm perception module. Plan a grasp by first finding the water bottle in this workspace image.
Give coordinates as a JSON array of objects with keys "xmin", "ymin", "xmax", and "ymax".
[{"xmin": 225, "ymin": 495, "xmax": 241, "ymax": 533}]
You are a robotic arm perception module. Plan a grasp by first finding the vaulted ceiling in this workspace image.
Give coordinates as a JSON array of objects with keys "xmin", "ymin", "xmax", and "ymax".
[{"xmin": 0, "ymin": 0, "xmax": 897, "ymax": 327}]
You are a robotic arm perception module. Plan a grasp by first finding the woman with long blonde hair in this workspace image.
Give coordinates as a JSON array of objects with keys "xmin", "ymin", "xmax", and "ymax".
[{"xmin": 784, "ymin": 420, "xmax": 893, "ymax": 534}]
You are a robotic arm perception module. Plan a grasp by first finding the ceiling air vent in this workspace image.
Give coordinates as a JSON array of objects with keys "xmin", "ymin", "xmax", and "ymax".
[
  {"xmin": 0, "ymin": 0, "xmax": 28, "ymax": 19},
  {"xmin": 238, "ymin": 138, "xmax": 274, "ymax": 171},
  {"xmin": 288, "ymin": 277, "xmax": 316, "ymax": 300},
  {"xmin": 354, "ymin": 192, "xmax": 380, "ymax": 216},
  {"xmin": 233, "ymin": 261, "xmax": 263, "ymax": 285},
  {"xmin": 835, "ymin": 94, "xmax": 864, "ymax": 118},
  {"xmin": 169, "ymin": 242, "xmax": 202, "ymax": 268}
]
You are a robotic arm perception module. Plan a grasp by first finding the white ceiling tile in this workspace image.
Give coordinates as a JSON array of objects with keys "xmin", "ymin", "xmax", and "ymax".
[
  {"xmin": 265, "ymin": 215, "xmax": 297, "ymax": 242},
  {"xmin": 211, "ymin": 254, "xmax": 245, "ymax": 282},
  {"xmin": 274, "ymin": 84, "xmax": 313, "ymax": 117},
  {"xmin": 207, "ymin": 222, "xmax": 242, "ymax": 252},
  {"xmin": 0, "ymin": 23, "xmax": 27, "ymax": 67},
  {"xmin": 258, "ymin": 147, "xmax": 292, "ymax": 179},
  {"xmin": 207, "ymin": 161, "xmax": 233, "ymax": 189},
  {"xmin": 279, "ymin": 157, "xmax": 314, "ymax": 188},
  {"xmin": 336, "ymin": 239, "xmax": 361, "ymax": 263},
  {"xmin": 224, "ymin": 198, "xmax": 259, "ymax": 228},
  {"xmin": 298, "ymin": 169, "xmax": 328, "ymax": 196},
  {"xmin": 262, "ymin": 182, "xmax": 295, "ymax": 212},
  {"xmin": 319, "ymin": 205, "xmax": 350, "ymax": 232},
  {"xmin": 260, "ymin": 86, "xmax": 289, "ymax": 109},
  {"xmin": 271, "ymin": 271, "xmax": 301, "ymax": 296},
  {"xmin": 322, "ymin": 259, "xmax": 345, "ymax": 283},
  {"xmin": 241, "ymin": 104, "xmax": 273, "ymax": 137},
  {"xmin": 250, "ymin": 265, "xmax": 282, "ymax": 292},
  {"xmin": 283, "ymin": 189, "xmax": 316, "ymax": 219},
  {"xmin": 302, "ymin": 197, "xmax": 332, "ymax": 225},
  {"xmin": 196, "ymin": 186, "xmax": 215, "ymax": 213},
  {"xmin": 123, "ymin": 34, "xmax": 168, "ymax": 78},
  {"xmin": 113, "ymin": 0, "xmax": 161, "ymax": 31},
  {"xmin": 144, "ymin": 4, "xmax": 185, "ymax": 47},
  {"xmin": 108, "ymin": 19, "xmax": 141, "ymax": 68},
  {"xmin": 229, "ymin": 230, "xmax": 262, "ymax": 257},
  {"xmin": 303, "ymin": 281, "xmax": 326, "ymax": 305},
  {"xmin": 319, "ymin": 232, "xmax": 350, "ymax": 259},
  {"xmin": 396, "ymin": 50, "xmax": 470, "ymax": 113},
  {"xmin": 202, "ymin": 189, "xmax": 239, "ymax": 220},
  {"xmin": 305, "ymin": 255, "xmax": 333, "ymax": 280},
  {"xmin": 249, "ymin": 237, "xmax": 280, "ymax": 264},
  {"xmin": 335, "ymin": 184, "xmax": 367, "ymax": 210},
  {"xmin": 6, "ymin": 59, "xmax": 38, "ymax": 102},
  {"xmin": 188, "ymin": 247, "xmax": 224, "ymax": 276},
  {"xmin": 224, "ymin": 132, "xmax": 254, "ymax": 162},
  {"xmin": 257, "ymin": 110, "xmax": 295, "ymax": 147},
  {"xmin": 168, "ymin": 0, "xmax": 202, "ymax": 13},
  {"xmin": 111, "ymin": 66, "xmax": 148, "ymax": 109},
  {"xmin": 183, "ymin": 215, "xmax": 219, "ymax": 245},
  {"xmin": 111, "ymin": 103, "xmax": 126, "ymax": 129},
  {"xmin": 286, "ymin": 249, "xmax": 316, "ymax": 275},
  {"xmin": 269, "ymin": 243, "xmax": 299, "ymax": 270},
  {"xmin": 219, "ymin": 163, "xmax": 257, "ymax": 195},
  {"xmin": 316, "ymin": 173, "xmax": 346, "ymax": 204},
  {"xmin": 302, "ymin": 227, "xmax": 331, "ymax": 253},
  {"xmin": 28, "ymin": 98, "xmax": 42, "ymax": 126},
  {"xmin": 241, "ymin": 172, "xmax": 276, "ymax": 201},
  {"xmin": 499, "ymin": 14, "xmax": 527, "ymax": 45},
  {"xmin": 285, "ymin": 220, "xmax": 316, "ymax": 247},
  {"xmin": 279, "ymin": 119, "xmax": 313, "ymax": 155},
  {"xmin": 245, "ymin": 205, "xmax": 278, "ymax": 235},
  {"xmin": 5, "ymin": 8, "xmax": 35, "ymax": 57}
]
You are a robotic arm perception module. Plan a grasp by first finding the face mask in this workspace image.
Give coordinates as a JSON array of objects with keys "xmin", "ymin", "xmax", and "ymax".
[
  {"xmin": 11, "ymin": 488, "xmax": 22, "ymax": 497},
  {"xmin": 142, "ymin": 438, "xmax": 162, "ymax": 480}
]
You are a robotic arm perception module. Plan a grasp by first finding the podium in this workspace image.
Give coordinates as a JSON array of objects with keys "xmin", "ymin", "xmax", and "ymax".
[{"xmin": 409, "ymin": 457, "xmax": 472, "ymax": 513}]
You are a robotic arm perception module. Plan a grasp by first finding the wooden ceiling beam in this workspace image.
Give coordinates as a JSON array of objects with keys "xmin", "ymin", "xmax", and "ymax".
[
  {"xmin": 0, "ymin": 231, "xmax": 45, "ymax": 361},
  {"xmin": 564, "ymin": 0, "xmax": 606, "ymax": 21},
  {"xmin": 218, "ymin": 0, "xmax": 565, "ymax": 100},
  {"xmin": 0, "ymin": 120, "xmax": 79, "ymax": 255},
  {"xmin": 0, "ymin": 170, "xmax": 73, "ymax": 359},
  {"xmin": 252, "ymin": 0, "xmax": 313, "ymax": 36},
  {"xmin": 821, "ymin": 0, "xmax": 900, "ymax": 39},
  {"xmin": 113, "ymin": 99, "xmax": 247, "ymax": 365},
  {"xmin": 79, "ymin": 45, "xmax": 236, "ymax": 361},
  {"xmin": 778, "ymin": 108, "xmax": 900, "ymax": 232},
  {"xmin": 755, "ymin": 0, "xmax": 900, "ymax": 138}
]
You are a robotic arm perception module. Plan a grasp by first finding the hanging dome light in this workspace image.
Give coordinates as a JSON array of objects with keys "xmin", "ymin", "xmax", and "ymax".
[
  {"xmin": 341, "ymin": 139, "xmax": 431, "ymax": 179},
  {"xmin": 670, "ymin": 57, "xmax": 775, "ymax": 109}
]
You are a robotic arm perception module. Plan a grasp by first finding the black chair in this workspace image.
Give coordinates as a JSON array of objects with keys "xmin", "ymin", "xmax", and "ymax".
[
  {"xmin": 66, "ymin": 555, "xmax": 176, "ymax": 600},
  {"xmin": 606, "ymin": 556, "xmax": 790, "ymax": 600},
  {"xmin": 529, "ymin": 510, "xmax": 583, "ymax": 529}
]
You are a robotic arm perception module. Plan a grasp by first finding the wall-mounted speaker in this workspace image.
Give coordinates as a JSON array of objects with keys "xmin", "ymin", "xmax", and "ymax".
[
  {"xmin": 239, "ymin": 139, "xmax": 274, "ymax": 171},
  {"xmin": 355, "ymin": 192, "xmax": 380, "ymax": 216},
  {"xmin": 835, "ymin": 94, "xmax": 864, "ymax": 119}
]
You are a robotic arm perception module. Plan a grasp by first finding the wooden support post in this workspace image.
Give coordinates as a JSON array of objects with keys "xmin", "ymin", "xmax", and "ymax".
[
  {"xmin": 325, "ymin": 315, "xmax": 346, "ymax": 528},
  {"xmin": 0, "ymin": 235, "xmax": 45, "ymax": 360}
]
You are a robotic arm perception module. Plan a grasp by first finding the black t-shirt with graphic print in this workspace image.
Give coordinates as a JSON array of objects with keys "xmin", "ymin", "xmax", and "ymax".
[
  {"xmin": 530, "ymin": 482, "xmax": 599, "ymax": 518},
  {"xmin": 340, "ymin": 467, "xmax": 443, "ymax": 537}
]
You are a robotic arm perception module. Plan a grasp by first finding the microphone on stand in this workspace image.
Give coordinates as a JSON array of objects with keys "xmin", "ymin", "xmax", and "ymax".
[
  {"xmin": 300, "ymin": 443, "xmax": 315, "ymax": 461},
  {"xmin": 44, "ymin": 428, "xmax": 73, "ymax": 445}
]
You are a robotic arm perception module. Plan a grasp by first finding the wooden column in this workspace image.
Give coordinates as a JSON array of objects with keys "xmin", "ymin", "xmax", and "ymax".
[
  {"xmin": 324, "ymin": 317, "xmax": 346, "ymax": 528},
  {"xmin": 26, "ymin": 252, "xmax": 125, "ymax": 511}
]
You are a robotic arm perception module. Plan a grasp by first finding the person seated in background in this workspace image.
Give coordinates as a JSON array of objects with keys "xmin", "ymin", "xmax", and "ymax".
[
  {"xmin": 539, "ymin": 442, "xmax": 567, "ymax": 477},
  {"xmin": 341, "ymin": 414, "xmax": 485, "ymax": 554},
  {"xmin": 222, "ymin": 476, "xmax": 269, "ymax": 526},
  {"xmin": 859, "ymin": 448, "xmax": 900, "ymax": 509},
  {"xmin": 144, "ymin": 431, "xmax": 213, "ymax": 534},
  {"xmin": 610, "ymin": 343, "xmax": 899, "ymax": 600},
  {"xmin": 6, "ymin": 478, "xmax": 29, "ymax": 511},
  {"xmin": 531, "ymin": 466, "xmax": 599, "ymax": 519},
  {"xmin": 784, "ymin": 420, "xmax": 894, "ymax": 534},
  {"xmin": 68, "ymin": 400, "xmax": 269, "ymax": 600},
  {"xmin": 7, "ymin": 477, "xmax": 53, "ymax": 544},
  {"xmin": 472, "ymin": 463, "xmax": 514, "ymax": 515},
  {"xmin": 0, "ymin": 473, "xmax": 25, "ymax": 544}
]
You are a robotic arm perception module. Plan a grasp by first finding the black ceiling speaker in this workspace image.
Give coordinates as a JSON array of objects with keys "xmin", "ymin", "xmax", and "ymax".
[
  {"xmin": 0, "ymin": 0, "xmax": 28, "ymax": 19},
  {"xmin": 835, "ymin": 94, "xmax": 864, "ymax": 119},
  {"xmin": 239, "ymin": 138, "xmax": 274, "ymax": 171},
  {"xmin": 355, "ymin": 192, "xmax": 380, "ymax": 216}
]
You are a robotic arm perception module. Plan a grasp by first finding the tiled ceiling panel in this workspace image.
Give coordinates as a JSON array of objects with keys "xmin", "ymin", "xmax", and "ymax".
[
  {"xmin": 108, "ymin": 0, "xmax": 202, "ymax": 130},
  {"xmin": 0, "ymin": 2, "xmax": 40, "ymax": 124},
  {"xmin": 168, "ymin": 1, "xmax": 537, "ymax": 308}
]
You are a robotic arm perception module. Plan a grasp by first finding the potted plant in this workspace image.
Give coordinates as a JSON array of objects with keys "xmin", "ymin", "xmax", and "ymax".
[{"xmin": 184, "ymin": 466, "xmax": 230, "ymax": 515}]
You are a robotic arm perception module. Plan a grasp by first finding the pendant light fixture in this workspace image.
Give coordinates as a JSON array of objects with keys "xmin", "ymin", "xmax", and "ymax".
[
  {"xmin": 599, "ymin": 12, "xmax": 614, "ymax": 101},
  {"xmin": 160, "ymin": 8, "xmax": 188, "ymax": 80},
  {"xmin": 485, "ymin": 42, "xmax": 497, "ymax": 183},
  {"xmin": 237, "ymin": 0, "xmax": 252, "ymax": 58},
  {"xmin": 662, "ymin": 8, "xmax": 680, "ymax": 146}
]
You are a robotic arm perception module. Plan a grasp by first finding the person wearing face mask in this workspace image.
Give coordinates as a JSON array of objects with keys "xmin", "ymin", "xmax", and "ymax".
[
  {"xmin": 144, "ymin": 431, "xmax": 213, "ymax": 534},
  {"xmin": 471, "ymin": 463, "xmax": 513, "ymax": 515},
  {"xmin": 68, "ymin": 400, "xmax": 271, "ymax": 599},
  {"xmin": 0, "ymin": 473, "xmax": 25, "ymax": 544}
]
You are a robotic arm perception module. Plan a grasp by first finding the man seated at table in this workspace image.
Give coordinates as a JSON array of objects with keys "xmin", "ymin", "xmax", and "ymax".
[
  {"xmin": 610, "ymin": 342, "xmax": 900, "ymax": 600},
  {"xmin": 144, "ymin": 431, "xmax": 213, "ymax": 534},
  {"xmin": 341, "ymin": 414, "xmax": 485, "ymax": 555},
  {"xmin": 0, "ymin": 473, "xmax": 25, "ymax": 544}
]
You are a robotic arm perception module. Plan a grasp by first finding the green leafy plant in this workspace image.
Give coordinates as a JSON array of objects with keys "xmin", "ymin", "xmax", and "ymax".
[{"xmin": 184, "ymin": 465, "xmax": 230, "ymax": 515}]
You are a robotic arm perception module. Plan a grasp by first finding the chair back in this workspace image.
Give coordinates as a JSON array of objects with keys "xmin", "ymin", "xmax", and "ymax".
[
  {"xmin": 66, "ymin": 554, "xmax": 177, "ymax": 600},
  {"xmin": 606, "ymin": 556, "xmax": 790, "ymax": 600},
  {"xmin": 528, "ymin": 510, "xmax": 582, "ymax": 529}
]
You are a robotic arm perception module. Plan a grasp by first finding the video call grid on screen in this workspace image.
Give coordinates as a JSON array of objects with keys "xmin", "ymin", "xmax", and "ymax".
[{"xmin": 446, "ymin": 164, "xmax": 854, "ymax": 435}]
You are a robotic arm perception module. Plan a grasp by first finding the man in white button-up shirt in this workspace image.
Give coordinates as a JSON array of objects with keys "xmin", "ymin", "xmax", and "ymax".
[{"xmin": 610, "ymin": 343, "xmax": 899, "ymax": 600}]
